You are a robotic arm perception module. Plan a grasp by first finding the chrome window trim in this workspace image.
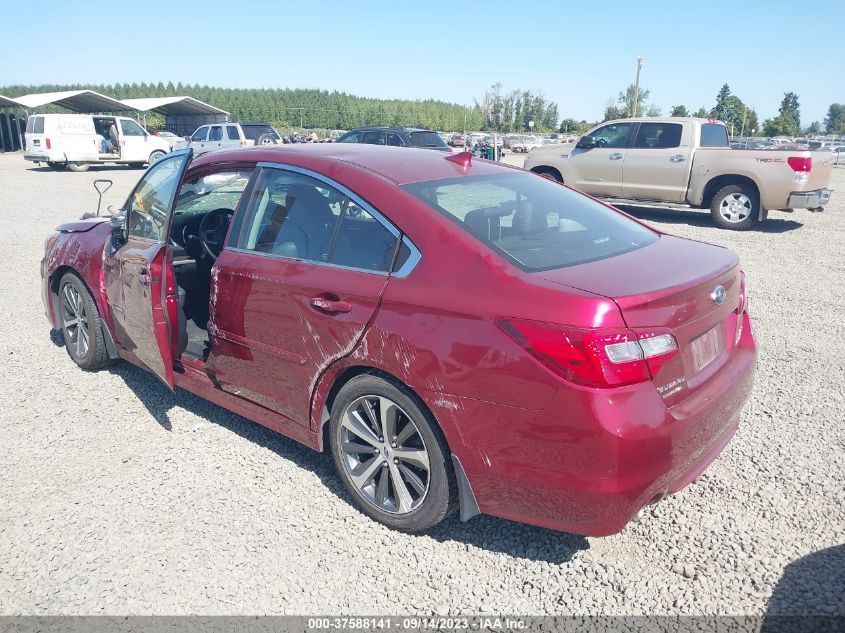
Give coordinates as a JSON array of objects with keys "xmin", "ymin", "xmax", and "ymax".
[
  {"xmin": 394, "ymin": 236, "xmax": 421, "ymax": 278},
  {"xmin": 224, "ymin": 246, "xmax": 390, "ymax": 277}
]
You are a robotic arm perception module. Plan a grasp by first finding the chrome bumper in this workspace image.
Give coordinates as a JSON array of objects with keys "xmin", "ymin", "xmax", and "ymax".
[{"xmin": 788, "ymin": 189, "xmax": 832, "ymax": 209}]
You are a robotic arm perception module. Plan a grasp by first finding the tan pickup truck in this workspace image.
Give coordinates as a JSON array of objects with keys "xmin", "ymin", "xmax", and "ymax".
[{"xmin": 523, "ymin": 117, "xmax": 833, "ymax": 230}]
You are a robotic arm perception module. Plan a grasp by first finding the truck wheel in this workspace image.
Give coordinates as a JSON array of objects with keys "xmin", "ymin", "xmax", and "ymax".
[
  {"xmin": 710, "ymin": 184, "xmax": 759, "ymax": 230},
  {"xmin": 148, "ymin": 150, "xmax": 165, "ymax": 164},
  {"xmin": 531, "ymin": 167, "xmax": 563, "ymax": 182},
  {"xmin": 67, "ymin": 162, "xmax": 90, "ymax": 173},
  {"xmin": 47, "ymin": 162, "xmax": 67, "ymax": 170}
]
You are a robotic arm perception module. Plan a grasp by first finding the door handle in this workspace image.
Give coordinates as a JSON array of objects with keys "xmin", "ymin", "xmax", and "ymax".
[
  {"xmin": 670, "ymin": 154, "xmax": 687, "ymax": 162},
  {"xmin": 311, "ymin": 297, "xmax": 352, "ymax": 314},
  {"xmin": 608, "ymin": 153, "xmax": 623, "ymax": 160},
  {"xmin": 139, "ymin": 273, "xmax": 151, "ymax": 287}
]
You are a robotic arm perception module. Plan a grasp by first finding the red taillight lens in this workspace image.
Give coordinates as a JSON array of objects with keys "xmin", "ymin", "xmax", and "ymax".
[
  {"xmin": 787, "ymin": 156, "xmax": 811, "ymax": 172},
  {"xmin": 496, "ymin": 319, "xmax": 678, "ymax": 388},
  {"xmin": 45, "ymin": 138, "xmax": 52, "ymax": 150}
]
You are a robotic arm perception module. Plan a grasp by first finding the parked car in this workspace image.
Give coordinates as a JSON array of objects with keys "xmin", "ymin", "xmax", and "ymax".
[
  {"xmin": 41, "ymin": 145, "xmax": 757, "ymax": 536},
  {"xmin": 151, "ymin": 130, "xmax": 184, "ymax": 148},
  {"xmin": 524, "ymin": 117, "xmax": 833, "ymax": 230},
  {"xmin": 448, "ymin": 133, "xmax": 465, "ymax": 147},
  {"xmin": 23, "ymin": 114, "xmax": 171, "ymax": 172},
  {"xmin": 186, "ymin": 121, "xmax": 281, "ymax": 155},
  {"xmin": 770, "ymin": 143, "xmax": 809, "ymax": 151},
  {"xmin": 336, "ymin": 126, "xmax": 450, "ymax": 151}
]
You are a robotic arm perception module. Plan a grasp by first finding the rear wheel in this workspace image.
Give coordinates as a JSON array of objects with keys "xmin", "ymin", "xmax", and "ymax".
[
  {"xmin": 329, "ymin": 375, "xmax": 456, "ymax": 532},
  {"xmin": 57, "ymin": 273, "xmax": 110, "ymax": 371},
  {"xmin": 47, "ymin": 161, "xmax": 67, "ymax": 170},
  {"xmin": 67, "ymin": 162, "xmax": 90, "ymax": 172},
  {"xmin": 710, "ymin": 184, "xmax": 759, "ymax": 230}
]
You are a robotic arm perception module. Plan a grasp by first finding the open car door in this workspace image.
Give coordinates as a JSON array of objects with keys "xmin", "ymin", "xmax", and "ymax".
[{"xmin": 109, "ymin": 149, "xmax": 192, "ymax": 388}]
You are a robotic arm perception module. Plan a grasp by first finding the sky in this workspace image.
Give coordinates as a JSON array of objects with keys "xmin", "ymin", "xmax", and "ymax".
[{"xmin": 2, "ymin": 0, "xmax": 842, "ymax": 128}]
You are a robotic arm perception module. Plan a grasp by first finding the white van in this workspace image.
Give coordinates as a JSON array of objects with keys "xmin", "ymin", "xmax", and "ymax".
[{"xmin": 24, "ymin": 114, "xmax": 171, "ymax": 172}]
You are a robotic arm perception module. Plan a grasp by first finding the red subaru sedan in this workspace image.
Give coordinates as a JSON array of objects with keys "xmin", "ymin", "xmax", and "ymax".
[{"xmin": 41, "ymin": 145, "xmax": 756, "ymax": 535}]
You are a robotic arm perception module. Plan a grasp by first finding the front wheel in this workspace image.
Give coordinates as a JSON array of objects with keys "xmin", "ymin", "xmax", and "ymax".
[
  {"xmin": 148, "ymin": 150, "xmax": 165, "ymax": 165},
  {"xmin": 57, "ymin": 273, "xmax": 110, "ymax": 371},
  {"xmin": 67, "ymin": 162, "xmax": 90, "ymax": 172},
  {"xmin": 329, "ymin": 375, "xmax": 456, "ymax": 532},
  {"xmin": 710, "ymin": 184, "xmax": 759, "ymax": 230}
]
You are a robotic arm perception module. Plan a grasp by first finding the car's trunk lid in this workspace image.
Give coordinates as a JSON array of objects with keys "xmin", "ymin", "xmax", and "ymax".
[{"xmin": 539, "ymin": 235, "xmax": 742, "ymax": 401}]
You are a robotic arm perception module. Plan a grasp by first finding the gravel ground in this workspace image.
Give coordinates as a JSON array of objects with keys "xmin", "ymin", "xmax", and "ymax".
[{"xmin": 0, "ymin": 153, "xmax": 842, "ymax": 617}]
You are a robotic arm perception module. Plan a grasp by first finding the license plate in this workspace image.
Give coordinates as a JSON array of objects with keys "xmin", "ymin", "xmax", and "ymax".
[{"xmin": 691, "ymin": 326, "xmax": 721, "ymax": 371}]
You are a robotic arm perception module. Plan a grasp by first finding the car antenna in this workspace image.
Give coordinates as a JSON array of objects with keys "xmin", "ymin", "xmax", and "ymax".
[{"xmin": 81, "ymin": 179, "xmax": 113, "ymax": 219}]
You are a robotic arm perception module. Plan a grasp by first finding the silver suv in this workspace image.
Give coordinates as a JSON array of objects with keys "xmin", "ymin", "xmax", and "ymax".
[{"xmin": 186, "ymin": 121, "xmax": 281, "ymax": 155}]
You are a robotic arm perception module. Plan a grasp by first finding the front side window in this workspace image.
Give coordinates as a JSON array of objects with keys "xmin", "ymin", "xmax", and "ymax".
[
  {"xmin": 403, "ymin": 172, "xmax": 657, "ymax": 271},
  {"xmin": 337, "ymin": 132, "xmax": 360, "ymax": 143},
  {"xmin": 591, "ymin": 123, "xmax": 633, "ymax": 148},
  {"xmin": 387, "ymin": 133, "xmax": 404, "ymax": 147},
  {"xmin": 191, "ymin": 127, "xmax": 208, "ymax": 142},
  {"xmin": 230, "ymin": 168, "xmax": 399, "ymax": 272},
  {"xmin": 633, "ymin": 123, "xmax": 682, "ymax": 149},
  {"xmin": 120, "ymin": 119, "xmax": 146, "ymax": 137},
  {"xmin": 208, "ymin": 126, "xmax": 222, "ymax": 141},
  {"xmin": 127, "ymin": 153, "xmax": 190, "ymax": 241}
]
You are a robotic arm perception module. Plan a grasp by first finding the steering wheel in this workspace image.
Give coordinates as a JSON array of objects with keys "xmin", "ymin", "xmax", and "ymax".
[{"xmin": 198, "ymin": 208, "xmax": 234, "ymax": 260}]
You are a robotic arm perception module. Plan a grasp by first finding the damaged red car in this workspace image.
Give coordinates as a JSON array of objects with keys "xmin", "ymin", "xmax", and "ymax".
[{"xmin": 41, "ymin": 145, "xmax": 756, "ymax": 535}]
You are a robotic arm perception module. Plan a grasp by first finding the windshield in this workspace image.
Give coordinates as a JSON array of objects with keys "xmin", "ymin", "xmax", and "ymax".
[
  {"xmin": 241, "ymin": 124, "xmax": 280, "ymax": 141},
  {"xmin": 409, "ymin": 131, "xmax": 448, "ymax": 149},
  {"xmin": 174, "ymin": 171, "xmax": 253, "ymax": 216},
  {"xmin": 403, "ymin": 173, "xmax": 658, "ymax": 271}
]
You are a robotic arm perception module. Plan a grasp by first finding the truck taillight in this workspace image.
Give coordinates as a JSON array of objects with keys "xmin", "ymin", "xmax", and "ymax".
[
  {"xmin": 787, "ymin": 156, "xmax": 811, "ymax": 172},
  {"xmin": 45, "ymin": 138, "xmax": 51, "ymax": 150},
  {"xmin": 496, "ymin": 319, "xmax": 678, "ymax": 388}
]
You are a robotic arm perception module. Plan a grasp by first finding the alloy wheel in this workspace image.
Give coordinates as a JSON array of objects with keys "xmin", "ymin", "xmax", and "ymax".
[
  {"xmin": 61, "ymin": 283, "xmax": 89, "ymax": 358},
  {"xmin": 339, "ymin": 395, "xmax": 430, "ymax": 514},
  {"xmin": 719, "ymin": 193, "xmax": 752, "ymax": 223}
]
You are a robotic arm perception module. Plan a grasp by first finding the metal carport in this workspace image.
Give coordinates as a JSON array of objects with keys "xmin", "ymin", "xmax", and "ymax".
[
  {"xmin": 121, "ymin": 96, "xmax": 229, "ymax": 136},
  {"xmin": 13, "ymin": 89, "xmax": 131, "ymax": 113},
  {"xmin": 0, "ymin": 95, "xmax": 25, "ymax": 153}
]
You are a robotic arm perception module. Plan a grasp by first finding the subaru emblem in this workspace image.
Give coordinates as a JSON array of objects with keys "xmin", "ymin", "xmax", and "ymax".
[{"xmin": 711, "ymin": 285, "xmax": 727, "ymax": 305}]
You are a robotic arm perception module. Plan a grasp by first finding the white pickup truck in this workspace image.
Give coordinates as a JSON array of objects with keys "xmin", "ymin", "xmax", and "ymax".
[{"xmin": 524, "ymin": 117, "xmax": 833, "ymax": 229}]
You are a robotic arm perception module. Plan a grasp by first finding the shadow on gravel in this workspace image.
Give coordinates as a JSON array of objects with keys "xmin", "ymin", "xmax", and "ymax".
[
  {"xmin": 106, "ymin": 361, "xmax": 590, "ymax": 562},
  {"xmin": 614, "ymin": 205, "xmax": 805, "ymax": 233},
  {"xmin": 762, "ymin": 544, "xmax": 845, "ymax": 632}
]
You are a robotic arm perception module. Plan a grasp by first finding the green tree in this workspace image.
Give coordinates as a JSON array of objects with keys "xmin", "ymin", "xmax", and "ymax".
[
  {"xmin": 804, "ymin": 121, "xmax": 821, "ymax": 135},
  {"xmin": 692, "ymin": 106, "xmax": 709, "ymax": 118},
  {"xmin": 617, "ymin": 84, "xmax": 651, "ymax": 117},
  {"xmin": 746, "ymin": 109, "xmax": 760, "ymax": 135},
  {"xmin": 824, "ymin": 103, "xmax": 845, "ymax": 134},
  {"xmin": 765, "ymin": 91, "xmax": 801, "ymax": 137},
  {"xmin": 670, "ymin": 105, "xmax": 689, "ymax": 117}
]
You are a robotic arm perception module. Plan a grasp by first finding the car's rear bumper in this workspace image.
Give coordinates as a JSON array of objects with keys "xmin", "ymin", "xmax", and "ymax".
[
  {"xmin": 429, "ymin": 312, "xmax": 757, "ymax": 536},
  {"xmin": 24, "ymin": 153, "xmax": 50, "ymax": 162},
  {"xmin": 788, "ymin": 188, "xmax": 832, "ymax": 209}
]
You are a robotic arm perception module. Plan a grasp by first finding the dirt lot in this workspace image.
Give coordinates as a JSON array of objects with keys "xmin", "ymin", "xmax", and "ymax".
[{"xmin": 0, "ymin": 153, "xmax": 842, "ymax": 616}]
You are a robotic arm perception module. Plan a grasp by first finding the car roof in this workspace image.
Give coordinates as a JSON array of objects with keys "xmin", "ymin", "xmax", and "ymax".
[
  {"xmin": 348, "ymin": 126, "xmax": 432, "ymax": 133},
  {"xmin": 189, "ymin": 144, "xmax": 511, "ymax": 185}
]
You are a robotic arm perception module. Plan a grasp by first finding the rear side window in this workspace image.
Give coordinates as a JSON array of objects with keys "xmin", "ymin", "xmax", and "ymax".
[
  {"xmin": 191, "ymin": 127, "xmax": 208, "ymax": 142},
  {"xmin": 226, "ymin": 125, "xmax": 240, "ymax": 140},
  {"xmin": 409, "ymin": 131, "xmax": 447, "ymax": 148},
  {"xmin": 633, "ymin": 123, "xmax": 682, "ymax": 149},
  {"xmin": 230, "ymin": 168, "xmax": 399, "ymax": 272},
  {"xmin": 208, "ymin": 126, "xmax": 222, "ymax": 141},
  {"xmin": 30, "ymin": 117, "xmax": 45, "ymax": 134},
  {"xmin": 361, "ymin": 130, "xmax": 385, "ymax": 145},
  {"xmin": 700, "ymin": 124, "xmax": 729, "ymax": 147},
  {"xmin": 241, "ymin": 125, "xmax": 279, "ymax": 141},
  {"xmin": 403, "ymin": 173, "xmax": 657, "ymax": 271}
]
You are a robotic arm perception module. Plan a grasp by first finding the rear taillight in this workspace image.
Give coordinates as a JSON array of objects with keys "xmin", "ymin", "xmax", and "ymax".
[
  {"xmin": 787, "ymin": 156, "xmax": 811, "ymax": 172},
  {"xmin": 497, "ymin": 319, "xmax": 678, "ymax": 388},
  {"xmin": 45, "ymin": 138, "xmax": 52, "ymax": 150}
]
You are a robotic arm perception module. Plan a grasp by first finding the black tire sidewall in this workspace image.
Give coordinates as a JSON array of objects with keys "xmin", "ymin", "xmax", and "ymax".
[
  {"xmin": 711, "ymin": 184, "xmax": 759, "ymax": 230},
  {"xmin": 328, "ymin": 374, "xmax": 455, "ymax": 532}
]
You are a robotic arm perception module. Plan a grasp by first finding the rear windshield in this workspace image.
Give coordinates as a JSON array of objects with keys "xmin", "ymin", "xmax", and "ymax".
[
  {"xmin": 409, "ymin": 131, "xmax": 448, "ymax": 148},
  {"xmin": 26, "ymin": 116, "xmax": 44, "ymax": 134},
  {"xmin": 700, "ymin": 123, "xmax": 729, "ymax": 147},
  {"xmin": 403, "ymin": 173, "xmax": 657, "ymax": 271},
  {"xmin": 241, "ymin": 124, "xmax": 280, "ymax": 141}
]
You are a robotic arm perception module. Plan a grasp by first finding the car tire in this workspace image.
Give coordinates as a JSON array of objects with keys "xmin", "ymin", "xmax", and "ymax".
[
  {"xmin": 47, "ymin": 161, "xmax": 67, "ymax": 170},
  {"xmin": 710, "ymin": 184, "xmax": 759, "ymax": 230},
  {"xmin": 329, "ymin": 374, "xmax": 457, "ymax": 532},
  {"xmin": 254, "ymin": 133, "xmax": 278, "ymax": 146},
  {"xmin": 531, "ymin": 166, "xmax": 563, "ymax": 182},
  {"xmin": 67, "ymin": 162, "xmax": 90, "ymax": 172},
  {"xmin": 148, "ymin": 150, "xmax": 165, "ymax": 165},
  {"xmin": 57, "ymin": 273, "xmax": 110, "ymax": 371}
]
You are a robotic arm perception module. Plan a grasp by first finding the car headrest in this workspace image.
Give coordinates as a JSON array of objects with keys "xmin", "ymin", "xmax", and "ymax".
[{"xmin": 512, "ymin": 203, "xmax": 549, "ymax": 235}]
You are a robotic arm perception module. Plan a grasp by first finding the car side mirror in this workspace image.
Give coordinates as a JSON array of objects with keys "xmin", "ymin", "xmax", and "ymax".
[
  {"xmin": 576, "ymin": 135, "xmax": 596, "ymax": 149},
  {"xmin": 110, "ymin": 211, "xmax": 127, "ymax": 247}
]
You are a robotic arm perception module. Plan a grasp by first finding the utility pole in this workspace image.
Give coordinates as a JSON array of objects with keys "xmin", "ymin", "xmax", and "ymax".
[{"xmin": 632, "ymin": 56, "xmax": 644, "ymax": 117}]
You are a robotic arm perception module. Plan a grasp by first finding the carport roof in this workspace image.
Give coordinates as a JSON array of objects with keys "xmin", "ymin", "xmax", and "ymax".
[
  {"xmin": 13, "ymin": 90, "xmax": 130, "ymax": 112},
  {"xmin": 0, "ymin": 95, "xmax": 23, "ymax": 108},
  {"xmin": 121, "ymin": 96, "xmax": 228, "ymax": 116}
]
